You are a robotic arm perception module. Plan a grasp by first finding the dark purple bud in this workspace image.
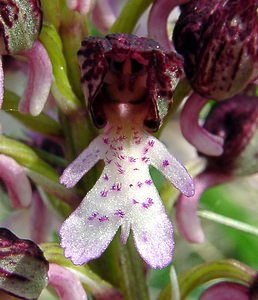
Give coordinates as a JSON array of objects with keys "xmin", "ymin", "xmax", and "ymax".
[
  {"xmin": 202, "ymin": 94, "xmax": 258, "ymax": 175},
  {"xmin": 173, "ymin": 0, "xmax": 258, "ymax": 100},
  {"xmin": 0, "ymin": 228, "xmax": 48, "ymax": 300},
  {"xmin": 78, "ymin": 33, "xmax": 183, "ymax": 131},
  {"xmin": 0, "ymin": 0, "xmax": 42, "ymax": 54}
]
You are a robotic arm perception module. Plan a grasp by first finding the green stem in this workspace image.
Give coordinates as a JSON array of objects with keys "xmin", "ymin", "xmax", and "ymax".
[
  {"xmin": 198, "ymin": 210, "xmax": 258, "ymax": 237},
  {"xmin": 109, "ymin": 0, "xmax": 153, "ymax": 33},
  {"xmin": 119, "ymin": 235, "xmax": 149, "ymax": 300}
]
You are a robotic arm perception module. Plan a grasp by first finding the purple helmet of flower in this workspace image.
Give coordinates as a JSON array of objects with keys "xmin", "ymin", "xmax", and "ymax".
[
  {"xmin": 78, "ymin": 33, "xmax": 183, "ymax": 132},
  {"xmin": 173, "ymin": 0, "xmax": 258, "ymax": 100}
]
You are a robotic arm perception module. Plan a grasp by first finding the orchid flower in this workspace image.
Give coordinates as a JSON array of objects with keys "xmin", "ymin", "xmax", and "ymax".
[
  {"xmin": 60, "ymin": 34, "xmax": 194, "ymax": 269},
  {"xmin": 176, "ymin": 94, "xmax": 258, "ymax": 243},
  {"xmin": 0, "ymin": 0, "xmax": 52, "ymax": 116}
]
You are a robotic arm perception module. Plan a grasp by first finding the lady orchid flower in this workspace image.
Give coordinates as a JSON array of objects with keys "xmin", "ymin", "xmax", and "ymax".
[
  {"xmin": 176, "ymin": 93, "xmax": 258, "ymax": 243},
  {"xmin": 173, "ymin": 0, "xmax": 258, "ymax": 156},
  {"xmin": 60, "ymin": 33, "xmax": 194, "ymax": 269},
  {"xmin": 0, "ymin": 0, "xmax": 52, "ymax": 115}
]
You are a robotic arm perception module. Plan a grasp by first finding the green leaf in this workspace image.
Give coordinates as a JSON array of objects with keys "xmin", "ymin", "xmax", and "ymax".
[
  {"xmin": 39, "ymin": 23, "xmax": 82, "ymax": 114},
  {"xmin": 2, "ymin": 90, "xmax": 61, "ymax": 136}
]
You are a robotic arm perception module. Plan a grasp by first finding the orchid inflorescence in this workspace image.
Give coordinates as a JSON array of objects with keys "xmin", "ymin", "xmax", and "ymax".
[{"xmin": 0, "ymin": 0, "xmax": 257, "ymax": 299}]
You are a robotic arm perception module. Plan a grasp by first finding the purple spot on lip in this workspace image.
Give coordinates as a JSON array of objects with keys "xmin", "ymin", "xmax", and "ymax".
[
  {"xmin": 162, "ymin": 160, "xmax": 170, "ymax": 167},
  {"xmin": 142, "ymin": 197, "xmax": 154, "ymax": 209},
  {"xmin": 114, "ymin": 209, "xmax": 125, "ymax": 218},
  {"xmin": 145, "ymin": 179, "xmax": 152, "ymax": 185},
  {"xmin": 99, "ymin": 216, "xmax": 109, "ymax": 222},
  {"xmin": 132, "ymin": 199, "xmax": 139, "ymax": 204},
  {"xmin": 148, "ymin": 140, "xmax": 155, "ymax": 147},
  {"xmin": 100, "ymin": 189, "xmax": 108, "ymax": 197},
  {"xmin": 88, "ymin": 212, "xmax": 99, "ymax": 221},
  {"xmin": 103, "ymin": 173, "xmax": 109, "ymax": 181}
]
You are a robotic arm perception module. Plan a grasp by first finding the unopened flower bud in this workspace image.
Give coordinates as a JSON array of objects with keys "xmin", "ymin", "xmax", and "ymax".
[{"xmin": 173, "ymin": 0, "xmax": 258, "ymax": 100}]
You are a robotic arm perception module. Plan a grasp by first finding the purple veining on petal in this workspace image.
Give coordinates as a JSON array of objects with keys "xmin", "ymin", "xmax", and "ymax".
[
  {"xmin": 200, "ymin": 282, "xmax": 249, "ymax": 300},
  {"xmin": 19, "ymin": 41, "xmax": 52, "ymax": 116},
  {"xmin": 48, "ymin": 264, "xmax": 87, "ymax": 300},
  {"xmin": 148, "ymin": 0, "xmax": 190, "ymax": 50},
  {"xmin": 176, "ymin": 170, "xmax": 232, "ymax": 243},
  {"xmin": 0, "ymin": 154, "xmax": 32, "ymax": 209},
  {"xmin": 180, "ymin": 93, "xmax": 224, "ymax": 156},
  {"xmin": 0, "ymin": 56, "xmax": 3, "ymax": 108}
]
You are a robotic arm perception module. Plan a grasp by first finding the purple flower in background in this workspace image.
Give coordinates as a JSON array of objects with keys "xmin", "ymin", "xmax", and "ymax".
[
  {"xmin": 173, "ymin": 0, "xmax": 258, "ymax": 100},
  {"xmin": 0, "ymin": 0, "xmax": 52, "ymax": 115},
  {"xmin": 176, "ymin": 94, "xmax": 258, "ymax": 243},
  {"xmin": 59, "ymin": 34, "xmax": 194, "ymax": 269}
]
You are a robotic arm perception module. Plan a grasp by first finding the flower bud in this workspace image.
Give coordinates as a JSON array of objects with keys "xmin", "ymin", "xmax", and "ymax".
[
  {"xmin": 0, "ymin": 0, "xmax": 42, "ymax": 55},
  {"xmin": 203, "ymin": 94, "xmax": 258, "ymax": 176},
  {"xmin": 173, "ymin": 0, "xmax": 258, "ymax": 100},
  {"xmin": 0, "ymin": 227, "xmax": 48, "ymax": 299}
]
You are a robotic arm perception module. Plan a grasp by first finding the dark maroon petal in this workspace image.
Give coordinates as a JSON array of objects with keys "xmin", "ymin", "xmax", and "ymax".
[
  {"xmin": 78, "ymin": 33, "xmax": 183, "ymax": 131},
  {"xmin": 0, "ymin": 0, "xmax": 42, "ymax": 54},
  {"xmin": 173, "ymin": 0, "xmax": 258, "ymax": 100},
  {"xmin": 0, "ymin": 228, "xmax": 48, "ymax": 300},
  {"xmin": 202, "ymin": 94, "xmax": 258, "ymax": 175},
  {"xmin": 200, "ymin": 282, "xmax": 249, "ymax": 300}
]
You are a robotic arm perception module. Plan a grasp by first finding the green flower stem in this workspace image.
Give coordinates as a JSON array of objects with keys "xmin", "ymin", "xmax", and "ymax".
[
  {"xmin": 59, "ymin": 7, "xmax": 88, "ymax": 99},
  {"xmin": 159, "ymin": 259, "xmax": 256, "ymax": 300},
  {"xmin": 41, "ymin": 243, "xmax": 122, "ymax": 299},
  {"xmin": 118, "ymin": 235, "xmax": 150, "ymax": 300},
  {"xmin": 40, "ymin": 0, "xmax": 61, "ymax": 29},
  {"xmin": 198, "ymin": 210, "xmax": 258, "ymax": 237},
  {"xmin": 39, "ymin": 23, "xmax": 82, "ymax": 114},
  {"xmin": 109, "ymin": 0, "xmax": 153, "ymax": 33},
  {"xmin": 2, "ymin": 90, "xmax": 61, "ymax": 136}
]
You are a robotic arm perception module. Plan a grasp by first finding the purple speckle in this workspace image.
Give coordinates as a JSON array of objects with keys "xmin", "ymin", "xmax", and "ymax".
[
  {"xmin": 129, "ymin": 156, "xmax": 137, "ymax": 163},
  {"xmin": 100, "ymin": 189, "xmax": 108, "ymax": 197},
  {"xmin": 111, "ymin": 183, "xmax": 122, "ymax": 191},
  {"xmin": 137, "ymin": 181, "xmax": 143, "ymax": 188},
  {"xmin": 162, "ymin": 160, "xmax": 170, "ymax": 167},
  {"xmin": 148, "ymin": 140, "xmax": 155, "ymax": 147},
  {"xmin": 103, "ymin": 173, "xmax": 109, "ymax": 181},
  {"xmin": 145, "ymin": 179, "xmax": 152, "ymax": 185},
  {"xmin": 103, "ymin": 137, "xmax": 109, "ymax": 144},
  {"xmin": 88, "ymin": 211, "xmax": 99, "ymax": 221},
  {"xmin": 132, "ymin": 199, "xmax": 139, "ymax": 205},
  {"xmin": 142, "ymin": 198, "xmax": 154, "ymax": 209},
  {"xmin": 99, "ymin": 215, "xmax": 109, "ymax": 222},
  {"xmin": 142, "ymin": 156, "xmax": 150, "ymax": 163},
  {"xmin": 114, "ymin": 209, "xmax": 125, "ymax": 218}
]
